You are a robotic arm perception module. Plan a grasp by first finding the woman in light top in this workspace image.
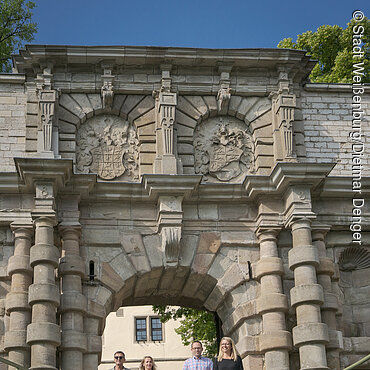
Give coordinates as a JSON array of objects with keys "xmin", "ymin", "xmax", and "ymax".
[
  {"xmin": 139, "ymin": 356, "xmax": 157, "ymax": 370},
  {"xmin": 213, "ymin": 337, "xmax": 243, "ymax": 370}
]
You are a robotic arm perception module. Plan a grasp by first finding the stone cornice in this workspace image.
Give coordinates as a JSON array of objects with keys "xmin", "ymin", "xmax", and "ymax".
[
  {"xmin": 0, "ymin": 73, "xmax": 25, "ymax": 84},
  {"xmin": 13, "ymin": 45, "xmax": 314, "ymax": 81},
  {"xmin": 3, "ymin": 161, "xmax": 368, "ymax": 201},
  {"xmin": 304, "ymin": 83, "xmax": 370, "ymax": 93},
  {"xmin": 244, "ymin": 162, "xmax": 335, "ymax": 200},
  {"xmin": 14, "ymin": 158, "xmax": 73, "ymax": 194}
]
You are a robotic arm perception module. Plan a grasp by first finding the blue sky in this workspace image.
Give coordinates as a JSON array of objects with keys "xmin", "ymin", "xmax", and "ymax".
[{"xmin": 32, "ymin": 0, "xmax": 369, "ymax": 49}]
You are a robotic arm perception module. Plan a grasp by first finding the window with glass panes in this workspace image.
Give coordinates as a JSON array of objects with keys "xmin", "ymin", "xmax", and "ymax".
[
  {"xmin": 150, "ymin": 317, "xmax": 163, "ymax": 341},
  {"xmin": 135, "ymin": 318, "xmax": 147, "ymax": 341}
]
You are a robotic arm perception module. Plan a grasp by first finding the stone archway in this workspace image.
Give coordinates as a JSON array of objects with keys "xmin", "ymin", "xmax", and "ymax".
[{"xmin": 79, "ymin": 224, "xmax": 262, "ymax": 369}]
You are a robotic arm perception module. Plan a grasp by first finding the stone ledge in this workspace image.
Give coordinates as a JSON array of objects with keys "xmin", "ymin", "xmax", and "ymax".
[{"xmin": 0, "ymin": 73, "xmax": 25, "ymax": 84}]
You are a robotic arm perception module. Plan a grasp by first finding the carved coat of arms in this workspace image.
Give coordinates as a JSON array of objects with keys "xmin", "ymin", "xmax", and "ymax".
[
  {"xmin": 76, "ymin": 115, "xmax": 139, "ymax": 181},
  {"xmin": 194, "ymin": 117, "xmax": 255, "ymax": 182}
]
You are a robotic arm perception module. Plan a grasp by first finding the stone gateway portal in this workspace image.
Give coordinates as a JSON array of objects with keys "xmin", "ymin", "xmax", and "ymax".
[{"xmin": 0, "ymin": 45, "xmax": 369, "ymax": 370}]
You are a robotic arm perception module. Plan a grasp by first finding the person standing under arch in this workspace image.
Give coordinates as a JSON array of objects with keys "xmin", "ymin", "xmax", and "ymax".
[
  {"xmin": 183, "ymin": 341, "xmax": 213, "ymax": 369},
  {"xmin": 111, "ymin": 351, "xmax": 130, "ymax": 370},
  {"xmin": 213, "ymin": 337, "xmax": 243, "ymax": 370}
]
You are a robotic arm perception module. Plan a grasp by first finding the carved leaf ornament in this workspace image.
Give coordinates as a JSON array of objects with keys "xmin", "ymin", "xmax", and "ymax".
[
  {"xmin": 76, "ymin": 115, "xmax": 139, "ymax": 181},
  {"xmin": 194, "ymin": 117, "xmax": 255, "ymax": 182}
]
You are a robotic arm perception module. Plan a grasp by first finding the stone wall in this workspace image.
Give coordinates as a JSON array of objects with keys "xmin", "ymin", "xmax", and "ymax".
[
  {"xmin": 301, "ymin": 86, "xmax": 370, "ymax": 176},
  {"xmin": 0, "ymin": 76, "xmax": 27, "ymax": 172}
]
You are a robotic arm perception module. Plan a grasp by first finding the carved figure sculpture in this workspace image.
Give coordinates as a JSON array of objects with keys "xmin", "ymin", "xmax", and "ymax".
[
  {"xmin": 76, "ymin": 115, "xmax": 139, "ymax": 181},
  {"xmin": 194, "ymin": 117, "xmax": 255, "ymax": 182}
]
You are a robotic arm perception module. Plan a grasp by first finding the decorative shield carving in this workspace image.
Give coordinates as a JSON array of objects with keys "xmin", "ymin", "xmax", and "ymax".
[
  {"xmin": 194, "ymin": 117, "xmax": 255, "ymax": 182},
  {"xmin": 76, "ymin": 115, "xmax": 139, "ymax": 181}
]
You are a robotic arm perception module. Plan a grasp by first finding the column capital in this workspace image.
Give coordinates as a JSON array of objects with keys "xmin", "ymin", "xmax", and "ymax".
[
  {"xmin": 32, "ymin": 213, "xmax": 57, "ymax": 226},
  {"xmin": 311, "ymin": 223, "xmax": 331, "ymax": 240},
  {"xmin": 58, "ymin": 224, "xmax": 81, "ymax": 239},
  {"xmin": 288, "ymin": 216, "xmax": 315, "ymax": 230},
  {"xmin": 10, "ymin": 220, "xmax": 34, "ymax": 236},
  {"xmin": 256, "ymin": 226, "xmax": 281, "ymax": 240}
]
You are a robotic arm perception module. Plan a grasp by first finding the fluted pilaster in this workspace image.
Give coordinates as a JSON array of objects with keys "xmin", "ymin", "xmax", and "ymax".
[
  {"xmin": 59, "ymin": 225, "xmax": 87, "ymax": 370},
  {"xmin": 256, "ymin": 228, "xmax": 291, "ymax": 370},
  {"xmin": 5, "ymin": 222, "xmax": 33, "ymax": 369}
]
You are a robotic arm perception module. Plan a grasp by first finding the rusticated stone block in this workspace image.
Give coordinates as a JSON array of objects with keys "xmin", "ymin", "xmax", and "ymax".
[
  {"xmin": 30, "ymin": 244, "xmax": 60, "ymax": 268},
  {"xmin": 316, "ymin": 257, "xmax": 335, "ymax": 276},
  {"xmin": 327, "ymin": 329, "xmax": 343, "ymax": 349},
  {"xmin": 197, "ymin": 232, "xmax": 221, "ymax": 254},
  {"xmin": 259, "ymin": 330, "xmax": 292, "ymax": 352},
  {"xmin": 28, "ymin": 283, "xmax": 60, "ymax": 306},
  {"xmin": 290, "ymin": 284, "xmax": 324, "ymax": 307},
  {"xmin": 58, "ymin": 255, "xmax": 85, "ymax": 277},
  {"xmin": 27, "ymin": 322, "xmax": 61, "ymax": 346},
  {"xmin": 254, "ymin": 257, "xmax": 284, "ymax": 279},
  {"xmin": 288, "ymin": 245, "xmax": 319, "ymax": 270},
  {"xmin": 222, "ymin": 301, "xmax": 257, "ymax": 334},
  {"xmin": 60, "ymin": 330, "xmax": 87, "ymax": 351},
  {"xmin": 4, "ymin": 330, "xmax": 28, "ymax": 350},
  {"xmin": 86, "ymin": 300, "xmax": 105, "ymax": 320},
  {"xmin": 5, "ymin": 292, "xmax": 30, "ymax": 313},
  {"xmin": 321, "ymin": 292, "xmax": 338, "ymax": 311},
  {"xmin": 59, "ymin": 292, "xmax": 87, "ymax": 314},
  {"xmin": 257, "ymin": 293, "xmax": 288, "ymax": 314},
  {"xmin": 7, "ymin": 255, "xmax": 31, "ymax": 276},
  {"xmin": 86, "ymin": 333, "xmax": 102, "ymax": 353},
  {"xmin": 237, "ymin": 335, "xmax": 261, "ymax": 356},
  {"xmin": 292, "ymin": 322, "xmax": 329, "ymax": 346}
]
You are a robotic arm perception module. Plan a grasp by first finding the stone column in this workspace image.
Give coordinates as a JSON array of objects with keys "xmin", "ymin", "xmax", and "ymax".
[
  {"xmin": 256, "ymin": 228, "xmax": 291, "ymax": 370},
  {"xmin": 27, "ymin": 216, "xmax": 61, "ymax": 369},
  {"xmin": 312, "ymin": 227, "xmax": 342, "ymax": 369},
  {"xmin": 59, "ymin": 225, "xmax": 87, "ymax": 370},
  {"xmin": 4, "ymin": 222, "xmax": 33, "ymax": 369},
  {"xmin": 289, "ymin": 218, "xmax": 329, "ymax": 370}
]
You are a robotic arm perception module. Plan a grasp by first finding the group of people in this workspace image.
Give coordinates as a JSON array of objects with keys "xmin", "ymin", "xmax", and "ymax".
[{"xmin": 111, "ymin": 336, "xmax": 243, "ymax": 370}]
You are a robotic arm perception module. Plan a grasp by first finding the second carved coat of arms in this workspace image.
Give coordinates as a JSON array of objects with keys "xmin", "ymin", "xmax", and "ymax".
[{"xmin": 194, "ymin": 117, "xmax": 255, "ymax": 182}]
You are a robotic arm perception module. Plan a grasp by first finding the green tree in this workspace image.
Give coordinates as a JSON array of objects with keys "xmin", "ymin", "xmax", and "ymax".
[
  {"xmin": 153, "ymin": 305, "xmax": 218, "ymax": 357},
  {"xmin": 278, "ymin": 18, "xmax": 370, "ymax": 83},
  {"xmin": 0, "ymin": 0, "xmax": 37, "ymax": 72}
]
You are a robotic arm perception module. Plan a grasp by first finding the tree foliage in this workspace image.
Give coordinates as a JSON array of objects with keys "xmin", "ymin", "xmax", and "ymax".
[
  {"xmin": 153, "ymin": 305, "xmax": 218, "ymax": 357},
  {"xmin": 278, "ymin": 18, "xmax": 370, "ymax": 83},
  {"xmin": 0, "ymin": 0, "xmax": 37, "ymax": 72}
]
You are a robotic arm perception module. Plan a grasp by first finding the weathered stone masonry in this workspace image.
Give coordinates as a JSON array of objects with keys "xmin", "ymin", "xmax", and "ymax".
[{"xmin": 0, "ymin": 45, "xmax": 369, "ymax": 369}]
